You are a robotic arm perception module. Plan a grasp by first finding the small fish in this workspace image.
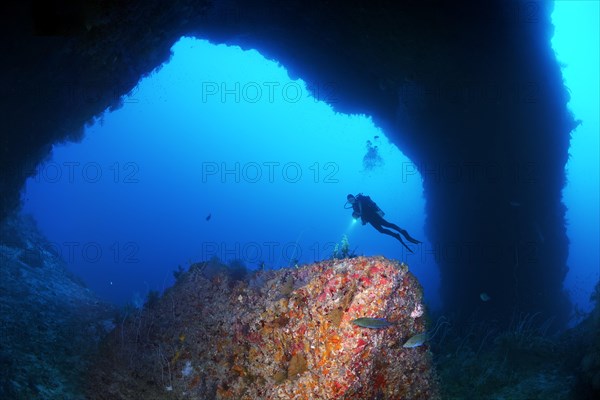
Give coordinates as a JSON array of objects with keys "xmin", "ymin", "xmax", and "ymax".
[
  {"xmin": 480, "ymin": 292, "xmax": 491, "ymax": 302},
  {"xmin": 403, "ymin": 316, "xmax": 450, "ymax": 348},
  {"xmin": 403, "ymin": 332, "xmax": 428, "ymax": 348},
  {"xmin": 206, "ymin": 213, "xmax": 211, "ymax": 221},
  {"xmin": 509, "ymin": 201, "xmax": 521, "ymax": 207},
  {"xmin": 351, "ymin": 317, "xmax": 394, "ymax": 329}
]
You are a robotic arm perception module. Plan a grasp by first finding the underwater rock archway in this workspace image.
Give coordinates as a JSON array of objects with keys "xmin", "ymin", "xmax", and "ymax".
[{"xmin": 2, "ymin": 0, "xmax": 575, "ymax": 328}]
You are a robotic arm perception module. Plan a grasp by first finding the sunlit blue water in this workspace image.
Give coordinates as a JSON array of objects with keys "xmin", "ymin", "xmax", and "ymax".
[
  {"xmin": 552, "ymin": 0, "xmax": 600, "ymax": 314},
  {"xmin": 22, "ymin": 38, "xmax": 439, "ymax": 307}
]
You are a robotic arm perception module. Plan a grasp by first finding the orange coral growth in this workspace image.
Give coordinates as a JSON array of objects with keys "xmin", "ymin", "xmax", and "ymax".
[
  {"xmin": 188, "ymin": 374, "xmax": 200, "ymax": 389},
  {"xmin": 231, "ymin": 364, "xmax": 246, "ymax": 376},
  {"xmin": 216, "ymin": 385, "xmax": 234, "ymax": 398}
]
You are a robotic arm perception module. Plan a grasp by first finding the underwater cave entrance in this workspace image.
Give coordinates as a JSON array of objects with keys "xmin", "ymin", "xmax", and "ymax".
[{"xmin": 22, "ymin": 37, "xmax": 439, "ymax": 308}]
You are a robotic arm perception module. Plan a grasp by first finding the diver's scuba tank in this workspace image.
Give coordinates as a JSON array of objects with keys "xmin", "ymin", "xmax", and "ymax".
[
  {"xmin": 365, "ymin": 195, "xmax": 385, "ymax": 217},
  {"xmin": 346, "ymin": 193, "xmax": 385, "ymax": 218}
]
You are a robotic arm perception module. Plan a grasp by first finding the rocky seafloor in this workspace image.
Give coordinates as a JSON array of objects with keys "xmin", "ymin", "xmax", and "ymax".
[
  {"xmin": 2, "ymin": 213, "xmax": 599, "ymax": 399},
  {"xmin": 0, "ymin": 214, "xmax": 116, "ymax": 399},
  {"xmin": 88, "ymin": 256, "xmax": 440, "ymax": 399}
]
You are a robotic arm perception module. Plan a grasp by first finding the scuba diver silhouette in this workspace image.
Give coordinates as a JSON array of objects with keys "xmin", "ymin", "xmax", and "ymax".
[{"xmin": 345, "ymin": 193, "xmax": 421, "ymax": 253}]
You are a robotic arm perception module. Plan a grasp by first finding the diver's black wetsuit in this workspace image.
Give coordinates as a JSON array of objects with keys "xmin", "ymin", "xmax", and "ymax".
[{"xmin": 350, "ymin": 194, "xmax": 421, "ymax": 253}]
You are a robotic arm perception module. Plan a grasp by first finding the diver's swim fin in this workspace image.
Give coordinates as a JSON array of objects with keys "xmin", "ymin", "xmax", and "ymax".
[
  {"xmin": 395, "ymin": 234, "xmax": 414, "ymax": 253},
  {"xmin": 399, "ymin": 229, "xmax": 421, "ymax": 244}
]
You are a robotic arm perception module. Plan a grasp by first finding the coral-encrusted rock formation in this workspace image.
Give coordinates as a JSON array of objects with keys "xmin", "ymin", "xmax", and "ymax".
[{"xmin": 88, "ymin": 256, "xmax": 439, "ymax": 399}]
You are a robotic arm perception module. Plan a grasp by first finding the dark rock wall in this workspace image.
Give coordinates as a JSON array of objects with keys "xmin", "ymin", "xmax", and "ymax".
[
  {"xmin": 0, "ymin": 0, "xmax": 212, "ymax": 221},
  {"xmin": 0, "ymin": 214, "xmax": 116, "ymax": 398},
  {"xmin": 1, "ymin": 0, "xmax": 575, "ymax": 327}
]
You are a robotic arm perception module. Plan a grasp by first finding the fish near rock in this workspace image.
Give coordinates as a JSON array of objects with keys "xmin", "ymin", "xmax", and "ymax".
[
  {"xmin": 403, "ymin": 316, "xmax": 450, "ymax": 348},
  {"xmin": 403, "ymin": 332, "xmax": 428, "ymax": 348},
  {"xmin": 351, "ymin": 317, "xmax": 394, "ymax": 329}
]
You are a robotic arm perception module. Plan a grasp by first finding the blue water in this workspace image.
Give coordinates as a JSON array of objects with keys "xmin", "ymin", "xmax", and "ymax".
[
  {"xmin": 22, "ymin": 2, "xmax": 598, "ymax": 316},
  {"xmin": 551, "ymin": 0, "xmax": 600, "ymax": 315},
  {"xmin": 22, "ymin": 38, "xmax": 439, "ymax": 307}
]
